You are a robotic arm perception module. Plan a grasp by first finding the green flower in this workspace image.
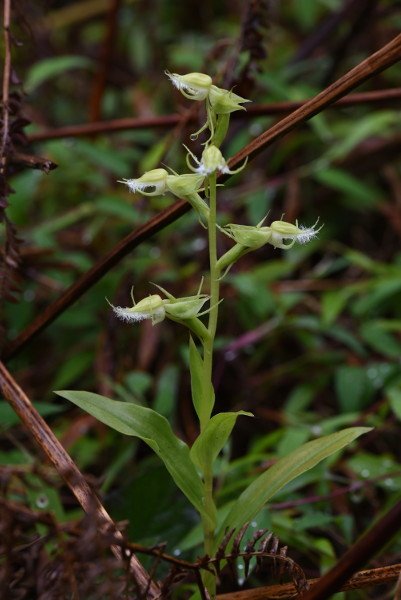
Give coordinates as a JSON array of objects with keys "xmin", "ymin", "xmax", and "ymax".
[
  {"xmin": 224, "ymin": 218, "xmax": 321, "ymax": 250},
  {"xmin": 120, "ymin": 170, "xmax": 204, "ymax": 197},
  {"xmin": 165, "ymin": 71, "xmax": 212, "ymax": 100},
  {"xmin": 109, "ymin": 285, "xmax": 211, "ymax": 326},
  {"xmin": 165, "ymin": 71, "xmax": 250, "ymax": 114},
  {"xmin": 269, "ymin": 219, "xmax": 322, "ymax": 249},
  {"xmin": 186, "ymin": 144, "xmax": 247, "ymax": 176},
  {"xmin": 119, "ymin": 168, "xmax": 168, "ymax": 196},
  {"xmin": 110, "ymin": 293, "xmax": 166, "ymax": 324}
]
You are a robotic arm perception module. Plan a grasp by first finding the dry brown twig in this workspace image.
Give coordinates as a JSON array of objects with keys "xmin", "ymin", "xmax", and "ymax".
[
  {"xmin": 216, "ymin": 563, "xmax": 401, "ymax": 600},
  {"xmin": 0, "ymin": 360, "xmax": 160, "ymax": 598},
  {"xmin": 0, "ymin": 0, "xmax": 11, "ymax": 171},
  {"xmin": 27, "ymin": 89, "xmax": 401, "ymax": 142}
]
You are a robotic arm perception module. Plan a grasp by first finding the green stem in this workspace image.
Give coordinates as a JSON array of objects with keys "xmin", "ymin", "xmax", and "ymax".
[
  {"xmin": 203, "ymin": 171, "xmax": 219, "ymax": 419},
  {"xmin": 169, "ymin": 316, "xmax": 210, "ymax": 343},
  {"xmin": 215, "ymin": 242, "xmax": 249, "ymax": 275},
  {"xmin": 213, "ymin": 114, "xmax": 230, "ymax": 148},
  {"xmin": 200, "ymin": 171, "xmax": 219, "ymax": 598}
]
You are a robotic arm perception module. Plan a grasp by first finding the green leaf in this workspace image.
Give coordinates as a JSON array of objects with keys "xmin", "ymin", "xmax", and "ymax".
[
  {"xmin": 26, "ymin": 55, "xmax": 93, "ymax": 93},
  {"xmin": 388, "ymin": 387, "xmax": 401, "ymax": 420},
  {"xmin": 97, "ymin": 196, "xmax": 139, "ymax": 221},
  {"xmin": 139, "ymin": 134, "xmax": 171, "ymax": 173},
  {"xmin": 189, "ymin": 337, "xmax": 214, "ymax": 426},
  {"xmin": 321, "ymin": 289, "xmax": 353, "ymax": 326},
  {"xmin": 335, "ymin": 366, "xmax": 370, "ymax": 413},
  {"xmin": 325, "ymin": 111, "xmax": 397, "ymax": 161},
  {"xmin": 55, "ymin": 390, "xmax": 209, "ymax": 521},
  {"xmin": 360, "ymin": 322, "xmax": 401, "ymax": 358},
  {"xmin": 314, "ymin": 167, "xmax": 378, "ymax": 208},
  {"xmin": 153, "ymin": 365, "xmax": 179, "ymax": 418},
  {"xmin": 74, "ymin": 139, "xmax": 131, "ymax": 175},
  {"xmin": 348, "ymin": 451, "xmax": 401, "ymax": 491},
  {"xmin": 351, "ymin": 278, "xmax": 401, "ymax": 315},
  {"xmin": 0, "ymin": 401, "xmax": 65, "ymax": 429},
  {"xmin": 190, "ymin": 411, "xmax": 252, "ymax": 472},
  {"xmin": 216, "ymin": 427, "xmax": 370, "ymax": 545}
]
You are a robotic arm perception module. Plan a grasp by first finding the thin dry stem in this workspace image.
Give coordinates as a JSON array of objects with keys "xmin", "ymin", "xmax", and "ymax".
[
  {"xmin": 217, "ymin": 563, "xmax": 401, "ymax": 600},
  {"xmin": 0, "ymin": 0, "xmax": 11, "ymax": 171},
  {"xmin": 0, "ymin": 360, "xmax": 159, "ymax": 598},
  {"xmin": 28, "ymin": 88, "xmax": 401, "ymax": 143}
]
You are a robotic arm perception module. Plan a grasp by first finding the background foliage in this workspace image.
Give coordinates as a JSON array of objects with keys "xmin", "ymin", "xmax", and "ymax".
[{"xmin": 2, "ymin": 1, "xmax": 401, "ymax": 598}]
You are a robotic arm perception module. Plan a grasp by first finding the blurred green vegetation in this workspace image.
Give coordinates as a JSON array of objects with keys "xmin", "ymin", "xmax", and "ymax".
[{"xmin": 2, "ymin": 1, "xmax": 401, "ymax": 597}]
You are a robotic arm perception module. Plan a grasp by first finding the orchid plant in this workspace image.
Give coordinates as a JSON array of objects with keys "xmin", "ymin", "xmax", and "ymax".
[{"xmin": 56, "ymin": 72, "xmax": 370, "ymax": 599}]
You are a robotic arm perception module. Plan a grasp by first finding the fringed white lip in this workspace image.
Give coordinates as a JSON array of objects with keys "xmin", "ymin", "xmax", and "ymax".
[
  {"xmin": 112, "ymin": 305, "xmax": 165, "ymax": 324},
  {"xmin": 194, "ymin": 163, "xmax": 230, "ymax": 176},
  {"xmin": 119, "ymin": 178, "xmax": 164, "ymax": 195},
  {"xmin": 295, "ymin": 226, "xmax": 319, "ymax": 244}
]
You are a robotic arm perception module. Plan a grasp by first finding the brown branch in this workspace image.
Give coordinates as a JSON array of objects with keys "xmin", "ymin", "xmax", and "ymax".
[
  {"xmin": 297, "ymin": 495, "xmax": 401, "ymax": 600},
  {"xmin": 0, "ymin": 0, "xmax": 11, "ymax": 170},
  {"xmin": 217, "ymin": 563, "xmax": 401, "ymax": 600},
  {"xmin": 11, "ymin": 150, "xmax": 57, "ymax": 173},
  {"xmin": 0, "ymin": 360, "xmax": 159, "ymax": 598},
  {"xmin": 27, "ymin": 88, "xmax": 401, "ymax": 143},
  {"xmin": 88, "ymin": 0, "xmax": 121, "ymax": 122},
  {"xmin": 4, "ymin": 32, "xmax": 401, "ymax": 361},
  {"xmin": 227, "ymin": 32, "xmax": 401, "ymax": 170},
  {"xmin": 28, "ymin": 112, "xmax": 190, "ymax": 142}
]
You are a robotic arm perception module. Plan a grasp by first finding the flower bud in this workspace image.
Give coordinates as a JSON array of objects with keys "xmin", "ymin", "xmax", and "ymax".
[
  {"xmin": 119, "ymin": 168, "xmax": 168, "ymax": 196},
  {"xmin": 208, "ymin": 85, "xmax": 250, "ymax": 114},
  {"xmin": 165, "ymin": 71, "xmax": 212, "ymax": 100}
]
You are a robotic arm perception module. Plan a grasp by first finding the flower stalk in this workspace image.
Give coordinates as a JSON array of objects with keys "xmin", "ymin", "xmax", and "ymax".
[{"xmin": 111, "ymin": 72, "xmax": 320, "ymax": 599}]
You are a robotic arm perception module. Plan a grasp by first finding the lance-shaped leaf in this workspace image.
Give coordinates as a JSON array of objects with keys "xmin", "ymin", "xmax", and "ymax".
[
  {"xmin": 56, "ymin": 390, "xmax": 210, "ymax": 522},
  {"xmin": 189, "ymin": 337, "xmax": 214, "ymax": 427},
  {"xmin": 190, "ymin": 411, "xmax": 252, "ymax": 473},
  {"xmin": 216, "ymin": 427, "xmax": 371, "ymax": 545}
]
